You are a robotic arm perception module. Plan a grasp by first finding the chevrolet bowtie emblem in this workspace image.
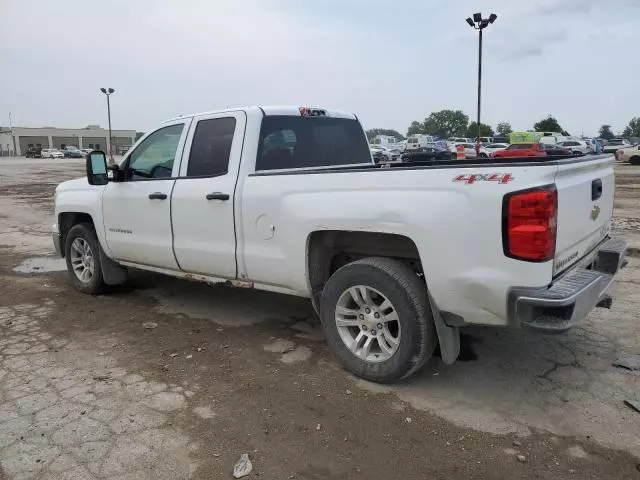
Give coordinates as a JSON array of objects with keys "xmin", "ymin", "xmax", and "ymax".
[{"xmin": 590, "ymin": 205, "xmax": 601, "ymax": 221}]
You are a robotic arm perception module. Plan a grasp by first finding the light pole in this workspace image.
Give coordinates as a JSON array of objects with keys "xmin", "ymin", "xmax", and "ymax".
[
  {"xmin": 466, "ymin": 12, "xmax": 497, "ymax": 152},
  {"xmin": 100, "ymin": 87, "xmax": 115, "ymax": 162}
]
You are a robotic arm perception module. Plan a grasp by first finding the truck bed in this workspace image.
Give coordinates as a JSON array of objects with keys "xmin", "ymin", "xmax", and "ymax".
[{"xmin": 250, "ymin": 154, "xmax": 615, "ymax": 177}]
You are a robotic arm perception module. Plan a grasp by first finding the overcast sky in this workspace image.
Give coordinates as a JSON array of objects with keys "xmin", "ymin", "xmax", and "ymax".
[{"xmin": 1, "ymin": 0, "xmax": 638, "ymax": 136}]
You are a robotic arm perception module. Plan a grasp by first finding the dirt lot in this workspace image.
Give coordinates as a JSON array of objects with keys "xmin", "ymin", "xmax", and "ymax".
[{"xmin": 1, "ymin": 157, "xmax": 639, "ymax": 479}]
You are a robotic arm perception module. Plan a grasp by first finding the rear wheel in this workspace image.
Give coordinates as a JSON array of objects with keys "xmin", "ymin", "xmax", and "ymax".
[
  {"xmin": 320, "ymin": 257, "xmax": 437, "ymax": 383},
  {"xmin": 630, "ymin": 156, "xmax": 640, "ymax": 166},
  {"xmin": 65, "ymin": 223, "xmax": 105, "ymax": 294}
]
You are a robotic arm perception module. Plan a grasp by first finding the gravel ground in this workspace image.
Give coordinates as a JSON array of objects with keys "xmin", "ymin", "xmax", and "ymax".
[{"xmin": 0, "ymin": 157, "xmax": 639, "ymax": 479}]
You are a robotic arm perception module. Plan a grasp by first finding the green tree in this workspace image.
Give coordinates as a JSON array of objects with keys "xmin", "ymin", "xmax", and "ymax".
[
  {"xmin": 466, "ymin": 122, "xmax": 494, "ymax": 139},
  {"xmin": 598, "ymin": 125, "xmax": 615, "ymax": 140},
  {"xmin": 422, "ymin": 110, "xmax": 469, "ymax": 138},
  {"xmin": 533, "ymin": 115, "xmax": 565, "ymax": 134},
  {"xmin": 496, "ymin": 122, "xmax": 512, "ymax": 136},
  {"xmin": 622, "ymin": 118, "xmax": 640, "ymax": 138},
  {"xmin": 407, "ymin": 121, "xmax": 424, "ymax": 136},
  {"xmin": 365, "ymin": 129, "xmax": 405, "ymax": 142}
]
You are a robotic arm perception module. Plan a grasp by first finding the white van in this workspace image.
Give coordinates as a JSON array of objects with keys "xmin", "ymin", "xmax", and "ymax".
[
  {"xmin": 405, "ymin": 134, "xmax": 436, "ymax": 152},
  {"xmin": 538, "ymin": 132, "xmax": 569, "ymax": 146}
]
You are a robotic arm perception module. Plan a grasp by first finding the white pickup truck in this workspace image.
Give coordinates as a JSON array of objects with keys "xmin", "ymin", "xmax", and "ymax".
[{"xmin": 52, "ymin": 106, "xmax": 627, "ymax": 383}]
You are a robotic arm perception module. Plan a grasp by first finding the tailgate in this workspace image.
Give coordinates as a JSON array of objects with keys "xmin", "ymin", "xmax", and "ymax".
[{"xmin": 553, "ymin": 155, "xmax": 615, "ymax": 275}]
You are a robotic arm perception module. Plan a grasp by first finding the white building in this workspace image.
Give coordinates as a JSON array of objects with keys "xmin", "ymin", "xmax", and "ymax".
[{"xmin": 4, "ymin": 125, "xmax": 136, "ymax": 156}]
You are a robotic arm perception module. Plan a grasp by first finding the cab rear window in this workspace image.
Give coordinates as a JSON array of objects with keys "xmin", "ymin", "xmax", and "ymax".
[{"xmin": 256, "ymin": 116, "xmax": 371, "ymax": 171}]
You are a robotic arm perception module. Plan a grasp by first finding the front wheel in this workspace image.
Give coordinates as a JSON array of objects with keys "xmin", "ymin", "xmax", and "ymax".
[
  {"xmin": 64, "ymin": 223, "xmax": 106, "ymax": 294},
  {"xmin": 320, "ymin": 257, "xmax": 437, "ymax": 383}
]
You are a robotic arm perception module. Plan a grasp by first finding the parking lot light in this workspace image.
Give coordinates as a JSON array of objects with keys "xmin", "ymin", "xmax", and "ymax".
[
  {"xmin": 466, "ymin": 12, "xmax": 498, "ymax": 153},
  {"xmin": 99, "ymin": 87, "xmax": 116, "ymax": 163}
]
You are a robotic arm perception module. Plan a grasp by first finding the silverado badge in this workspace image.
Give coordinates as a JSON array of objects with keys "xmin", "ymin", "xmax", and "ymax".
[{"xmin": 590, "ymin": 205, "xmax": 601, "ymax": 221}]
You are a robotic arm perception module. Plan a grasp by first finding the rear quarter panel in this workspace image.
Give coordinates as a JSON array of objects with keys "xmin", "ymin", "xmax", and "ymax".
[{"xmin": 239, "ymin": 164, "xmax": 558, "ymax": 326}]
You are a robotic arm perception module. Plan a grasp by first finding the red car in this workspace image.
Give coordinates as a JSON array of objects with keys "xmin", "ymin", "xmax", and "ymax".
[{"xmin": 491, "ymin": 143, "xmax": 547, "ymax": 158}]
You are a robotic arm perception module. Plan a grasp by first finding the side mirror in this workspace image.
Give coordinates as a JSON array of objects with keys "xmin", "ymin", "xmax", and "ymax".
[{"xmin": 86, "ymin": 150, "xmax": 108, "ymax": 185}]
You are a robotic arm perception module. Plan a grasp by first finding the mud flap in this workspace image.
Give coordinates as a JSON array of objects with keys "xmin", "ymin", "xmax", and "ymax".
[
  {"xmin": 428, "ymin": 292, "xmax": 460, "ymax": 365},
  {"xmin": 99, "ymin": 246, "xmax": 128, "ymax": 286}
]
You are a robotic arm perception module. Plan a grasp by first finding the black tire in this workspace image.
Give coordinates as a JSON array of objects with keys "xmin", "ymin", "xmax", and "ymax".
[
  {"xmin": 320, "ymin": 257, "xmax": 437, "ymax": 383},
  {"xmin": 64, "ymin": 223, "xmax": 106, "ymax": 294},
  {"xmin": 630, "ymin": 156, "xmax": 640, "ymax": 166}
]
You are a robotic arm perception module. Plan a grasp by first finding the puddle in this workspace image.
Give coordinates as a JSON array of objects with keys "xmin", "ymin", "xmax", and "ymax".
[{"xmin": 13, "ymin": 256, "xmax": 66, "ymax": 273}]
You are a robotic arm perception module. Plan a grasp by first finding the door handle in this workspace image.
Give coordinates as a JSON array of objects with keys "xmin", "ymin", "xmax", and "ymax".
[
  {"xmin": 206, "ymin": 192, "xmax": 230, "ymax": 201},
  {"xmin": 148, "ymin": 192, "xmax": 167, "ymax": 200}
]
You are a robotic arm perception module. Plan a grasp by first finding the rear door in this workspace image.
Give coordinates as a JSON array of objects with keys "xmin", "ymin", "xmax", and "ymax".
[
  {"xmin": 553, "ymin": 156, "xmax": 614, "ymax": 275},
  {"xmin": 170, "ymin": 111, "xmax": 246, "ymax": 278}
]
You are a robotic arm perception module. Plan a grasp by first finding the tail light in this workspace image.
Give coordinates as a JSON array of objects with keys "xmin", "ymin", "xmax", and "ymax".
[{"xmin": 502, "ymin": 185, "xmax": 557, "ymax": 262}]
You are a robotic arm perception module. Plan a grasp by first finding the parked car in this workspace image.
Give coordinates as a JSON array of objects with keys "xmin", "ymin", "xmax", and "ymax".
[
  {"xmin": 405, "ymin": 135, "xmax": 436, "ymax": 152},
  {"xmin": 80, "ymin": 148, "xmax": 94, "ymax": 156},
  {"xmin": 52, "ymin": 105, "xmax": 625, "ymax": 383},
  {"xmin": 555, "ymin": 140, "xmax": 591, "ymax": 155},
  {"xmin": 544, "ymin": 144, "xmax": 573, "ymax": 156},
  {"xmin": 603, "ymin": 138, "xmax": 631, "ymax": 153},
  {"xmin": 25, "ymin": 146, "xmax": 42, "ymax": 158},
  {"xmin": 402, "ymin": 142, "xmax": 456, "ymax": 162},
  {"xmin": 616, "ymin": 145, "xmax": 640, "ymax": 165},
  {"xmin": 41, "ymin": 148, "xmax": 64, "ymax": 159},
  {"xmin": 370, "ymin": 145, "xmax": 401, "ymax": 163},
  {"xmin": 479, "ymin": 143, "xmax": 509, "ymax": 157},
  {"xmin": 491, "ymin": 143, "xmax": 547, "ymax": 158},
  {"xmin": 447, "ymin": 137, "xmax": 469, "ymax": 147},
  {"xmin": 63, "ymin": 148, "xmax": 84, "ymax": 158}
]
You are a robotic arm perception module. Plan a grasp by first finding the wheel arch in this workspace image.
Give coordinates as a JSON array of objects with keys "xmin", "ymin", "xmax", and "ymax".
[
  {"xmin": 306, "ymin": 229, "xmax": 461, "ymax": 365},
  {"xmin": 306, "ymin": 230, "xmax": 423, "ymax": 314},
  {"xmin": 58, "ymin": 212, "xmax": 96, "ymax": 257},
  {"xmin": 59, "ymin": 211, "xmax": 127, "ymax": 286}
]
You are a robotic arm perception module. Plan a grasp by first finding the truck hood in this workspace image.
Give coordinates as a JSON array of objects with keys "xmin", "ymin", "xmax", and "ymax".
[{"xmin": 55, "ymin": 177, "xmax": 92, "ymax": 192}]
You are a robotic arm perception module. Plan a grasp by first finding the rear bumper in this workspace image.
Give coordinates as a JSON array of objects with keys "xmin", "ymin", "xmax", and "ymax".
[{"xmin": 508, "ymin": 237, "xmax": 627, "ymax": 333}]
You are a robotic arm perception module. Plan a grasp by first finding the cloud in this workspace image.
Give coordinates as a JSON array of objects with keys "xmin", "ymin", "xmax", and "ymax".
[
  {"xmin": 0, "ymin": 0, "xmax": 637, "ymax": 136},
  {"xmin": 495, "ymin": 28, "xmax": 568, "ymax": 61},
  {"xmin": 537, "ymin": 0, "xmax": 640, "ymax": 15}
]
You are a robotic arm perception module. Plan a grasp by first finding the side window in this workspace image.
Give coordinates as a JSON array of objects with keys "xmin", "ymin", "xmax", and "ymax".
[
  {"xmin": 187, "ymin": 118, "xmax": 236, "ymax": 177},
  {"xmin": 128, "ymin": 124, "xmax": 184, "ymax": 180}
]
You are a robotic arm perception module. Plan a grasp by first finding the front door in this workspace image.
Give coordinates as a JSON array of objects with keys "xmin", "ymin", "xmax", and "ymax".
[
  {"xmin": 171, "ymin": 111, "xmax": 246, "ymax": 278},
  {"xmin": 102, "ymin": 119, "xmax": 191, "ymax": 269}
]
